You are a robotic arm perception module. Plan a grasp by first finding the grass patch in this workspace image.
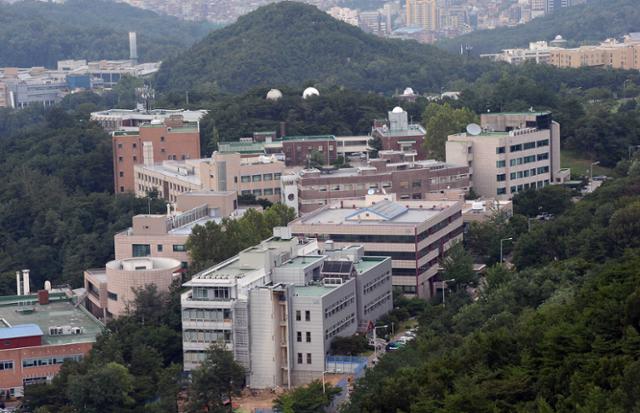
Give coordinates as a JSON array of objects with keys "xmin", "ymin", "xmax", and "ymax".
[{"xmin": 561, "ymin": 149, "xmax": 614, "ymax": 177}]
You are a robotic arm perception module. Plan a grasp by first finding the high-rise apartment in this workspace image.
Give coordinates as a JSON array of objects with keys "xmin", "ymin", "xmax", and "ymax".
[
  {"xmin": 406, "ymin": 0, "xmax": 439, "ymax": 31},
  {"xmin": 113, "ymin": 115, "xmax": 201, "ymax": 194}
]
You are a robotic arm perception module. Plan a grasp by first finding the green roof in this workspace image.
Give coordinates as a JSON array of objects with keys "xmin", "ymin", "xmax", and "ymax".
[
  {"xmin": 353, "ymin": 256, "xmax": 390, "ymax": 274},
  {"xmin": 294, "ymin": 285, "xmax": 334, "ymax": 297},
  {"xmin": 280, "ymin": 135, "xmax": 336, "ymax": 142},
  {"xmin": 486, "ymin": 111, "xmax": 550, "ymax": 116},
  {"xmin": 218, "ymin": 142, "xmax": 266, "ymax": 153},
  {"xmin": 280, "ymin": 255, "xmax": 324, "ymax": 269}
]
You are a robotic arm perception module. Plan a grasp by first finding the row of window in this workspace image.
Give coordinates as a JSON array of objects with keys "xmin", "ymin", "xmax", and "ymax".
[
  {"xmin": 131, "ymin": 244, "xmax": 185, "ymax": 257},
  {"xmin": 325, "ymin": 313, "xmax": 356, "ymax": 340},
  {"xmin": 240, "ymin": 188, "xmax": 281, "ymax": 197},
  {"xmin": 183, "ymin": 329, "xmax": 232, "ymax": 343},
  {"xmin": 297, "ymin": 353, "xmax": 313, "ymax": 364},
  {"xmin": 240, "ymin": 173, "xmax": 281, "ymax": 183},
  {"xmin": 498, "ymin": 180, "xmax": 550, "ymax": 195},
  {"xmin": 497, "ymin": 165, "xmax": 551, "ymax": 183},
  {"xmin": 0, "ymin": 361, "xmax": 13, "ymax": 370},
  {"xmin": 295, "ymin": 310, "xmax": 311, "ymax": 322},
  {"xmin": 183, "ymin": 308, "xmax": 232, "ymax": 322},
  {"xmin": 364, "ymin": 291, "xmax": 392, "ymax": 315},
  {"xmin": 192, "ymin": 287, "xmax": 231, "ymax": 301},
  {"xmin": 505, "ymin": 139, "xmax": 550, "ymax": 153},
  {"xmin": 363, "ymin": 272, "xmax": 391, "ymax": 295},
  {"xmin": 296, "ymin": 331, "xmax": 312, "ymax": 343},
  {"xmin": 324, "ymin": 293, "xmax": 355, "ymax": 319},
  {"xmin": 509, "ymin": 152, "xmax": 548, "ymax": 166},
  {"xmin": 23, "ymin": 354, "xmax": 82, "ymax": 368}
]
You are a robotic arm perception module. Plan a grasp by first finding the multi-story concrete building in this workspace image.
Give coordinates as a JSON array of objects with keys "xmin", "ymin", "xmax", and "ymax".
[
  {"xmin": 181, "ymin": 230, "xmax": 392, "ymax": 389},
  {"xmin": 113, "ymin": 116, "xmax": 201, "ymax": 194},
  {"xmin": 91, "ymin": 108, "xmax": 207, "ymax": 132},
  {"xmin": 281, "ymin": 135, "xmax": 338, "ymax": 167},
  {"xmin": 371, "ymin": 107, "xmax": 427, "ymax": 160},
  {"xmin": 287, "ymin": 152, "xmax": 469, "ymax": 214},
  {"xmin": 0, "ymin": 67, "xmax": 67, "ymax": 109},
  {"xmin": 113, "ymin": 191, "xmax": 239, "ymax": 267},
  {"xmin": 84, "ymin": 257, "xmax": 182, "ymax": 320},
  {"xmin": 0, "ymin": 291, "xmax": 102, "ymax": 399},
  {"xmin": 406, "ymin": 0, "xmax": 439, "ymax": 31},
  {"xmin": 134, "ymin": 152, "xmax": 284, "ymax": 204},
  {"xmin": 289, "ymin": 194, "xmax": 463, "ymax": 298},
  {"xmin": 446, "ymin": 112, "xmax": 569, "ymax": 199}
]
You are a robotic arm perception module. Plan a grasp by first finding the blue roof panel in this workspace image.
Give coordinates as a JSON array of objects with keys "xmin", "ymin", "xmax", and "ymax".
[{"xmin": 0, "ymin": 324, "xmax": 44, "ymax": 340}]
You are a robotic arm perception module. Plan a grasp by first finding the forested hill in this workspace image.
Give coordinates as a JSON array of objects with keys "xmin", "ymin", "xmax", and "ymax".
[
  {"xmin": 437, "ymin": 0, "xmax": 640, "ymax": 55},
  {"xmin": 154, "ymin": 1, "xmax": 493, "ymax": 95},
  {"xmin": 0, "ymin": 0, "xmax": 216, "ymax": 67}
]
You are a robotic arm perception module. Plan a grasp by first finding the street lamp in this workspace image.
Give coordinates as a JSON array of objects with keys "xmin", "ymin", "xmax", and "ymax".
[
  {"xmin": 500, "ymin": 237, "xmax": 513, "ymax": 264},
  {"xmin": 322, "ymin": 370, "xmax": 333, "ymax": 394},
  {"xmin": 372, "ymin": 325, "xmax": 388, "ymax": 362},
  {"xmin": 441, "ymin": 278, "xmax": 455, "ymax": 307},
  {"xmin": 589, "ymin": 161, "xmax": 600, "ymax": 193}
]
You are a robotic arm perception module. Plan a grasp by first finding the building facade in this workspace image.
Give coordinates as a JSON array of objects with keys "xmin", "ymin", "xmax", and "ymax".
[
  {"xmin": 134, "ymin": 152, "xmax": 285, "ymax": 204},
  {"xmin": 371, "ymin": 107, "xmax": 427, "ymax": 160},
  {"xmin": 289, "ymin": 195, "xmax": 464, "ymax": 298},
  {"xmin": 281, "ymin": 135, "xmax": 338, "ymax": 167},
  {"xmin": 290, "ymin": 153, "xmax": 469, "ymax": 214},
  {"xmin": 113, "ymin": 116, "xmax": 201, "ymax": 193},
  {"xmin": 181, "ymin": 231, "xmax": 392, "ymax": 388},
  {"xmin": 406, "ymin": 0, "xmax": 439, "ymax": 31},
  {"xmin": 446, "ymin": 112, "xmax": 568, "ymax": 199}
]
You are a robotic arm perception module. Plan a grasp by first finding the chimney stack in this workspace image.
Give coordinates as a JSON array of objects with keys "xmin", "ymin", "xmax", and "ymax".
[
  {"xmin": 129, "ymin": 32, "xmax": 138, "ymax": 63},
  {"xmin": 16, "ymin": 271, "xmax": 21, "ymax": 296},
  {"xmin": 22, "ymin": 269, "xmax": 30, "ymax": 295}
]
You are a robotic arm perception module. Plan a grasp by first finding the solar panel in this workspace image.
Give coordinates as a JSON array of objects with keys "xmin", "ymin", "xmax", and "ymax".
[
  {"xmin": 321, "ymin": 260, "xmax": 353, "ymax": 275},
  {"xmin": 368, "ymin": 200, "xmax": 408, "ymax": 220}
]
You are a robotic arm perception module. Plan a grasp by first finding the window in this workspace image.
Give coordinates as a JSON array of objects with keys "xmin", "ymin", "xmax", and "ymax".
[
  {"xmin": 306, "ymin": 332, "xmax": 311, "ymax": 343},
  {"xmin": 297, "ymin": 332, "xmax": 302, "ymax": 342},
  {"xmin": 510, "ymin": 144, "xmax": 522, "ymax": 152},
  {"xmin": 119, "ymin": 171, "xmax": 124, "ymax": 177},
  {"xmin": 496, "ymin": 146, "xmax": 506, "ymax": 154},
  {"xmin": 496, "ymin": 160, "xmax": 506, "ymax": 168},
  {"xmin": 274, "ymin": 188, "xmax": 281, "ymax": 195},
  {"xmin": 306, "ymin": 353, "xmax": 312, "ymax": 364},
  {"xmin": 252, "ymin": 174, "xmax": 262, "ymax": 182},
  {"xmin": 118, "ymin": 156, "xmax": 123, "ymax": 162},
  {"xmin": 537, "ymin": 139, "xmax": 549, "ymax": 147},
  {"xmin": 117, "ymin": 143, "xmax": 123, "ymax": 149},
  {"xmin": 241, "ymin": 190, "xmax": 251, "ymax": 196},
  {"xmin": 173, "ymin": 244, "xmax": 186, "ymax": 252},
  {"xmin": 108, "ymin": 291, "xmax": 118, "ymax": 301},
  {"xmin": 496, "ymin": 174, "xmax": 506, "ymax": 182},
  {"xmin": 305, "ymin": 311, "xmax": 311, "ymax": 321},
  {"xmin": 510, "ymin": 172, "xmax": 517, "ymax": 180},
  {"xmin": 263, "ymin": 188, "xmax": 274, "ymax": 195},
  {"xmin": 0, "ymin": 361, "xmax": 14, "ymax": 370},
  {"xmin": 160, "ymin": 136, "xmax": 165, "ymax": 142},
  {"xmin": 241, "ymin": 176, "xmax": 251, "ymax": 183},
  {"xmin": 296, "ymin": 310, "xmax": 301, "ymax": 321},
  {"xmin": 133, "ymin": 156, "xmax": 137, "ymax": 161},
  {"xmin": 157, "ymin": 244, "xmax": 163, "ymax": 252},
  {"xmin": 537, "ymin": 153, "xmax": 549, "ymax": 161},
  {"xmin": 132, "ymin": 244, "xmax": 151, "ymax": 257},
  {"xmin": 523, "ymin": 141, "xmax": 536, "ymax": 150},
  {"xmin": 412, "ymin": 181, "xmax": 421, "ymax": 188},
  {"xmin": 252, "ymin": 189, "xmax": 262, "ymax": 196},
  {"xmin": 523, "ymin": 155, "xmax": 536, "ymax": 163},
  {"xmin": 119, "ymin": 186, "xmax": 124, "ymax": 193},
  {"xmin": 297, "ymin": 353, "xmax": 303, "ymax": 364},
  {"xmin": 263, "ymin": 173, "xmax": 273, "ymax": 181},
  {"xmin": 497, "ymin": 188, "xmax": 507, "ymax": 195},
  {"xmin": 274, "ymin": 173, "xmax": 282, "ymax": 180},
  {"xmin": 132, "ymin": 143, "xmax": 137, "ymax": 149}
]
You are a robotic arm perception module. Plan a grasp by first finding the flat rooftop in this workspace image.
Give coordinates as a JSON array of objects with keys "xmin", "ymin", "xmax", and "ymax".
[
  {"xmin": 279, "ymin": 255, "xmax": 324, "ymax": 269},
  {"xmin": 293, "ymin": 285, "xmax": 335, "ymax": 297},
  {"xmin": 136, "ymin": 162, "xmax": 204, "ymax": 185},
  {"xmin": 353, "ymin": 256, "xmax": 389, "ymax": 274},
  {"xmin": 169, "ymin": 215, "xmax": 222, "ymax": 235},
  {"xmin": 0, "ymin": 299, "xmax": 103, "ymax": 346},
  {"xmin": 297, "ymin": 206, "xmax": 447, "ymax": 226}
]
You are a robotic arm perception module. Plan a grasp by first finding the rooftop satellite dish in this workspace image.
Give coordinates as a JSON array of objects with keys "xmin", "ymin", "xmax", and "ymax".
[
  {"xmin": 466, "ymin": 123, "xmax": 482, "ymax": 136},
  {"xmin": 367, "ymin": 188, "xmax": 376, "ymax": 195}
]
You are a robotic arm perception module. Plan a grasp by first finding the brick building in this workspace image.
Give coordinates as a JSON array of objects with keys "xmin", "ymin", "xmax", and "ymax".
[{"xmin": 371, "ymin": 107, "xmax": 427, "ymax": 160}]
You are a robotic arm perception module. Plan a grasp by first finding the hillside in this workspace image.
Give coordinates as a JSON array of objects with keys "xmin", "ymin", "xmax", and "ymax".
[
  {"xmin": 438, "ymin": 0, "xmax": 640, "ymax": 55},
  {"xmin": 155, "ymin": 1, "xmax": 492, "ymax": 95},
  {"xmin": 0, "ymin": 0, "xmax": 216, "ymax": 67}
]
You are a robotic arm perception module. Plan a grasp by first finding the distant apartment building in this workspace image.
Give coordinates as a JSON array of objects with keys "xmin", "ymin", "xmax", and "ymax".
[
  {"xmin": 181, "ymin": 230, "xmax": 393, "ymax": 389},
  {"xmin": 289, "ymin": 194, "xmax": 463, "ymax": 298},
  {"xmin": 0, "ymin": 289, "xmax": 102, "ymax": 399},
  {"xmin": 327, "ymin": 6, "xmax": 359, "ymax": 26},
  {"xmin": 286, "ymin": 151, "xmax": 469, "ymax": 214},
  {"xmin": 134, "ymin": 152, "xmax": 285, "ymax": 204},
  {"xmin": 113, "ymin": 116, "xmax": 201, "ymax": 193},
  {"xmin": 91, "ymin": 108, "xmax": 207, "ymax": 132},
  {"xmin": 406, "ymin": 0, "xmax": 439, "ymax": 31},
  {"xmin": 371, "ymin": 107, "xmax": 427, "ymax": 160},
  {"xmin": 446, "ymin": 112, "xmax": 569, "ymax": 200}
]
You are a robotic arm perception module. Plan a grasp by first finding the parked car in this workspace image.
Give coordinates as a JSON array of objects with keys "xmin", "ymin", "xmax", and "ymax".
[{"xmin": 385, "ymin": 341, "xmax": 406, "ymax": 351}]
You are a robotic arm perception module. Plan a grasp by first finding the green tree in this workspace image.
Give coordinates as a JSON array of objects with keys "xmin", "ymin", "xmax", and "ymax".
[
  {"xmin": 423, "ymin": 103, "xmax": 477, "ymax": 159},
  {"xmin": 308, "ymin": 149, "xmax": 325, "ymax": 168},
  {"xmin": 440, "ymin": 242, "xmax": 476, "ymax": 287},
  {"xmin": 273, "ymin": 380, "xmax": 341, "ymax": 413},
  {"xmin": 67, "ymin": 362, "xmax": 135, "ymax": 413},
  {"xmin": 186, "ymin": 347, "xmax": 245, "ymax": 413}
]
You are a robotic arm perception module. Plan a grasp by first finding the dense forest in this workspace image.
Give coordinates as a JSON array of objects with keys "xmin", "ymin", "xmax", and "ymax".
[
  {"xmin": 345, "ymin": 172, "xmax": 640, "ymax": 412},
  {"xmin": 154, "ymin": 1, "xmax": 493, "ymax": 94},
  {"xmin": 0, "ymin": 0, "xmax": 216, "ymax": 67},
  {"xmin": 437, "ymin": 0, "xmax": 640, "ymax": 55}
]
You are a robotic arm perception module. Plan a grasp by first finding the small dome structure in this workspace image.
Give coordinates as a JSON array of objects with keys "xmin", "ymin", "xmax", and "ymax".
[
  {"xmin": 302, "ymin": 87, "xmax": 320, "ymax": 99},
  {"xmin": 554, "ymin": 35, "xmax": 563, "ymax": 40},
  {"xmin": 403, "ymin": 87, "xmax": 415, "ymax": 95},
  {"xmin": 266, "ymin": 89, "xmax": 283, "ymax": 101},
  {"xmin": 392, "ymin": 106, "xmax": 404, "ymax": 113}
]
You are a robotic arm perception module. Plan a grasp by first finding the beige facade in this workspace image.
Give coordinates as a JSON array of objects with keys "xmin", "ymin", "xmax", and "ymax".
[
  {"xmin": 289, "ymin": 195, "xmax": 463, "ymax": 299},
  {"xmin": 406, "ymin": 0, "xmax": 439, "ymax": 31},
  {"xmin": 446, "ymin": 112, "xmax": 566, "ymax": 199},
  {"xmin": 549, "ymin": 41, "xmax": 640, "ymax": 70},
  {"xmin": 0, "ymin": 81, "xmax": 9, "ymax": 108},
  {"xmin": 85, "ymin": 257, "xmax": 181, "ymax": 319},
  {"xmin": 135, "ymin": 152, "xmax": 284, "ymax": 204}
]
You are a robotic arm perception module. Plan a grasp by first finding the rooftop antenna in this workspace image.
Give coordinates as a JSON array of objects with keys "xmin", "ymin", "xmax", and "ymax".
[
  {"xmin": 136, "ymin": 84, "xmax": 155, "ymax": 112},
  {"xmin": 466, "ymin": 123, "xmax": 482, "ymax": 136}
]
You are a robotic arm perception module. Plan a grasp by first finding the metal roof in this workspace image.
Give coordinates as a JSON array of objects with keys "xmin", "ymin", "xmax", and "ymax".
[{"xmin": 0, "ymin": 324, "xmax": 43, "ymax": 340}]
